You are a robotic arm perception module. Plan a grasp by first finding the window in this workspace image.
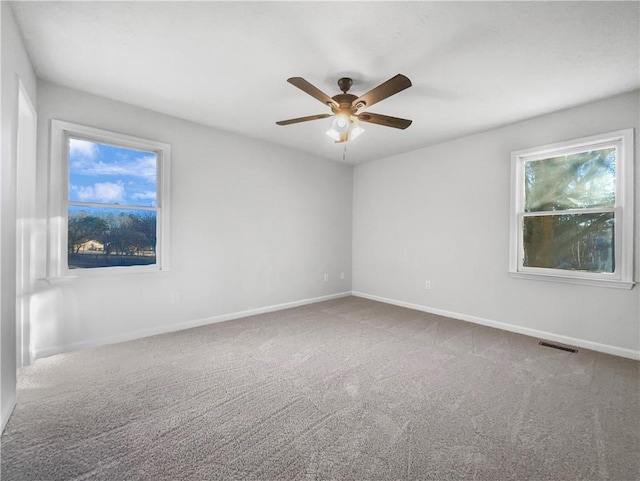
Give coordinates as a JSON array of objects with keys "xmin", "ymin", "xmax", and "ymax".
[
  {"xmin": 509, "ymin": 129, "xmax": 634, "ymax": 289},
  {"xmin": 49, "ymin": 120, "xmax": 170, "ymax": 276}
]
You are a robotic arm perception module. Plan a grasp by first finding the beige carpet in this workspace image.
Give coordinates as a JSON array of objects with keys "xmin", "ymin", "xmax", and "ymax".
[{"xmin": 1, "ymin": 296, "xmax": 639, "ymax": 480}]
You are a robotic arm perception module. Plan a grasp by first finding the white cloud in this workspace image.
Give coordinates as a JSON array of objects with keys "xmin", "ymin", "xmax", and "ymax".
[
  {"xmin": 69, "ymin": 139, "xmax": 98, "ymax": 159},
  {"xmin": 72, "ymin": 181, "xmax": 126, "ymax": 204},
  {"xmin": 131, "ymin": 191, "xmax": 157, "ymax": 205},
  {"xmin": 72, "ymin": 185, "xmax": 94, "ymax": 201},
  {"xmin": 94, "ymin": 182, "xmax": 126, "ymax": 203},
  {"xmin": 75, "ymin": 154, "xmax": 157, "ymax": 182}
]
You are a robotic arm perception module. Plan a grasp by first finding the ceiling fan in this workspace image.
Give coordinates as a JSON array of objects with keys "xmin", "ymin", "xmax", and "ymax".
[{"xmin": 276, "ymin": 74, "xmax": 412, "ymax": 143}]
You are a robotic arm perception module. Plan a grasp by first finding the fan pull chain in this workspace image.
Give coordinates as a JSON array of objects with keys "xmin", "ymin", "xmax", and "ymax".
[{"xmin": 342, "ymin": 143, "xmax": 347, "ymax": 162}]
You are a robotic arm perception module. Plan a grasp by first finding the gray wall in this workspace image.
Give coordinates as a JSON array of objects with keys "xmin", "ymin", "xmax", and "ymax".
[
  {"xmin": 32, "ymin": 81, "xmax": 353, "ymax": 357},
  {"xmin": 1, "ymin": 2, "xmax": 38, "ymax": 429},
  {"xmin": 353, "ymin": 90, "xmax": 640, "ymax": 358}
]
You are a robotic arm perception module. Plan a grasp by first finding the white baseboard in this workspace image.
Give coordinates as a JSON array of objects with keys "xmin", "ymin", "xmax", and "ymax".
[
  {"xmin": 32, "ymin": 290, "xmax": 640, "ymax": 361},
  {"xmin": 34, "ymin": 291, "xmax": 352, "ymax": 360},
  {"xmin": 352, "ymin": 291, "xmax": 640, "ymax": 361},
  {"xmin": 1, "ymin": 398, "xmax": 16, "ymax": 433}
]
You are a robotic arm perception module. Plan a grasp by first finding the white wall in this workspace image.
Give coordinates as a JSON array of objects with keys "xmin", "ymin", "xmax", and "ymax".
[
  {"xmin": 353, "ymin": 90, "xmax": 640, "ymax": 358},
  {"xmin": 33, "ymin": 81, "xmax": 353, "ymax": 358},
  {"xmin": 1, "ymin": 2, "xmax": 38, "ymax": 429}
]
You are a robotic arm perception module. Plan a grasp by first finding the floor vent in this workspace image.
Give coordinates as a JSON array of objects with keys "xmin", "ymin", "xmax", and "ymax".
[{"xmin": 538, "ymin": 340, "xmax": 578, "ymax": 353}]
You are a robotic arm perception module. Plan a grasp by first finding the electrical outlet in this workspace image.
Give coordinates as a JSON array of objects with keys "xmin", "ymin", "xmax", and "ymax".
[
  {"xmin": 324, "ymin": 273, "xmax": 329, "ymax": 282},
  {"xmin": 170, "ymin": 292, "xmax": 181, "ymax": 303},
  {"xmin": 424, "ymin": 281, "xmax": 431, "ymax": 290},
  {"xmin": 340, "ymin": 272, "xmax": 345, "ymax": 280}
]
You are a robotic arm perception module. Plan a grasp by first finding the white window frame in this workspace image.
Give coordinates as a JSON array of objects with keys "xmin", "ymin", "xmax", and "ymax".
[
  {"xmin": 48, "ymin": 120, "xmax": 171, "ymax": 278},
  {"xmin": 509, "ymin": 129, "xmax": 634, "ymax": 289}
]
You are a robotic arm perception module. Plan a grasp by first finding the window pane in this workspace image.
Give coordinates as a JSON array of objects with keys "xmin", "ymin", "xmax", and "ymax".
[
  {"xmin": 68, "ymin": 138, "xmax": 157, "ymax": 207},
  {"xmin": 68, "ymin": 206, "xmax": 156, "ymax": 269},
  {"xmin": 524, "ymin": 148, "xmax": 615, "ymax": 212},
  {"xmin": 523, "ymin": 212, "xmax": 614, "ymax": 273}
]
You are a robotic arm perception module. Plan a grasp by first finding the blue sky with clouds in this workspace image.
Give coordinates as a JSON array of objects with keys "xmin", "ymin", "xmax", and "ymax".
[{"xmin": 68, "ymin": 138, "xmax": 157, "ymax": 207}]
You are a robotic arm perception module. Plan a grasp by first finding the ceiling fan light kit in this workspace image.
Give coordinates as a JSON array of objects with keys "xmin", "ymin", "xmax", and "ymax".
[
  {"xmin": 277, "ymin": 74, "xmax": 413, "ymax": 144},
  {"xmin": 326, "ymin": 114, "xmax": 364, "ymax": 143}
]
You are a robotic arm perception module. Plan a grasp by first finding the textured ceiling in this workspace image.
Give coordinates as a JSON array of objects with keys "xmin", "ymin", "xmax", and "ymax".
[{"xmin": 11, "ymin": 1, "xmax": 640, "ymax": 164}]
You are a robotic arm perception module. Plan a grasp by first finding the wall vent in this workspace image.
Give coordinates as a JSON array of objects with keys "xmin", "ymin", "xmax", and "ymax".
[{"xmin": 538, "ymin": 340, "xmax": 578, "ymax": 353}]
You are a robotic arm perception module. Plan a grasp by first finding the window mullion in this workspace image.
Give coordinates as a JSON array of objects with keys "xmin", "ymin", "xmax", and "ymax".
[
  {"xmin": 521, "ymin": 207, "xmax": 616, "ymax": 218},
  {"xmin": 68, "ymin": 201, "xmax": 158, "ymax": 212}
]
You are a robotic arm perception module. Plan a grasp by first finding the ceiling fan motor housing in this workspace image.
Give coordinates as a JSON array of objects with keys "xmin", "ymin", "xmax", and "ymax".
[
  {"xmin": 333, "ymin": 78, "xmax": 362, "ymax": 115},
  {"xmin": 330, "ymin": 93, "xmax": 359, "ymax": 116}
]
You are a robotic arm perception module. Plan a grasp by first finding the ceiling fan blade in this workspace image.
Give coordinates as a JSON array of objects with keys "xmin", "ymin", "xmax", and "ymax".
[
  {"xmin": 357, "ymin": 112, "xmax": 412, "ymax": 129},
  {"xmin": 287, "ymin": 77, "xmax": 340, "ymax": 109},
  {"xmin": 353, "ymin": 74, "xmax": 412, "ymax": 109},
  {"xmin": 276, "ymin": 113, "xmax": 332, "ymax": 126}
]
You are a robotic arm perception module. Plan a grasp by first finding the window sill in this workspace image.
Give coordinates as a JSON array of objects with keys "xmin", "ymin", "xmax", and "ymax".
[
  {"xmin": 45, "ymin": 266, "xmax": 169, "ymax": 283},
  {"xmin": 509, "ymin": 271, "xmax": 634, "ymax": 289},
  {"xmin": 42, "ymin": 275, "xmax": 79, "ymax": 285}
]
